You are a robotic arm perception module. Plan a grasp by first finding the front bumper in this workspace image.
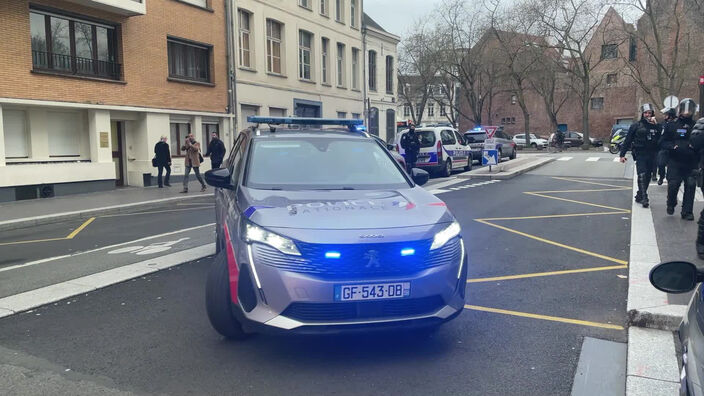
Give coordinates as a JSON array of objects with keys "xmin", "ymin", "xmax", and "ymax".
[{"xmin": 232, "ymin": 241, "xmax": 468, "ymax": 333}]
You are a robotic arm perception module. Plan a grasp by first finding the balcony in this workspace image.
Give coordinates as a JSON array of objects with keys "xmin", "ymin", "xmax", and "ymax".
[
  {"xmin": 32, "ymin": 50, "xmax": 122, "ymax": 81},
  {"xmin": 63, "ymin": 0, "xmax": 146, "ymax": 16}
]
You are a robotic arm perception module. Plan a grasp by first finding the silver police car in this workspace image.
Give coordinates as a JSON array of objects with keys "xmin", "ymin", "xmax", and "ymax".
[{"xmin": 204, "ymin": 117, "xmax": 467, "ymax": 338}]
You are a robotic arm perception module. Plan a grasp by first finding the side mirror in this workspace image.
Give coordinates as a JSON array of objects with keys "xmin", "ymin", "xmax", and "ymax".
[
  {"xmin": 649, "ymin": 261, "xmax": 700, "ymax": 294},
  {"xmin": 411, "ymin": 168, "xmax": 430, "ymax": 186},
  {"xmin": 204, "ymin": 168, "xmax": 234, "ymax": 190}
]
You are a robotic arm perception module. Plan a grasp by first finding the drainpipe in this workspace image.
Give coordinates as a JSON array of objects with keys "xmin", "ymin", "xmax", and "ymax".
[
  {"xmin": 225, "ymin": 0, "xmax": 238, "ymax": 145},
  {"xmin": 362, "ymin": 25, "xmax": 368, "ymax": 127}
]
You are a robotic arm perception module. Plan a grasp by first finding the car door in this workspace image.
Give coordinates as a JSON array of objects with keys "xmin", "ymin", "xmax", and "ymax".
[
  {"xmin": 440, "ymin": 130, "xmax": 457, "ymax": 168},
  {"xmin": 453, "ymin": 130, "xmax": 470, "ymax": 165}
]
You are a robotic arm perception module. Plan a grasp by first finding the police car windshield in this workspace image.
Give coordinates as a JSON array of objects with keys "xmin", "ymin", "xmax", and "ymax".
[{"xmin": 245, "ymin": 137, "xmax": 410, "ymax": 190}]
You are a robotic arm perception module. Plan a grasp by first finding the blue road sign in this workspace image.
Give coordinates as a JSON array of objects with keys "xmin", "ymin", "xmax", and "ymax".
[{"xmin": 482, "ymin": 149, "xmax": 498, "ymax": 166}]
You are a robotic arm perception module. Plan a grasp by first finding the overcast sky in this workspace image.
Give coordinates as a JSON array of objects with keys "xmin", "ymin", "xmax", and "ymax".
[{"xmin": 363, "ymin": 0, "xmax": 440, "ymax": 37}]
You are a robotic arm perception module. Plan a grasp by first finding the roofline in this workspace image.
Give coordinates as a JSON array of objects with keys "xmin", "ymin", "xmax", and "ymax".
[{"xmin": 365, "ymin": 25, "xmax": 401, "ymax": 43}]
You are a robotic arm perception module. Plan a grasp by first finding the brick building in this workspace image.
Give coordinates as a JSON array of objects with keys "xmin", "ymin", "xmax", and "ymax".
[{"xmin": 0, "ymin": 0, "xmax": 232, "ymax": 201}]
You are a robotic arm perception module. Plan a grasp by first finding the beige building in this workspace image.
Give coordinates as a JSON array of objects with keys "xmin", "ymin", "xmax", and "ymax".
[
  {"xmin": 363, "ymin": 13, "xmax": 399, "ymax": 143},
  {"xmin": 233, "ymin": 0, "xmax": 365, "ymax": 130}
]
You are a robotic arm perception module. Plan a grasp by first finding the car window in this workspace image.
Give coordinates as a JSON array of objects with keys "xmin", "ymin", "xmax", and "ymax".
[
  {"xmin": 245, "ymin": 137, "xmax": 409, "ymax": 190},
  {"xmin": 464, "ymin": 132, "xmax": 486, "ymax": 143},
  {"xmin": 453, "ymin": 131, "xmax": 465, "ymax": 145},
  {"xmin": 229, "ymin": 134, "xmax": 247, "ymax": 185},
  {"xmin": 514, "ymin": 134, "xmax": 523, "ymax": 140},
  {"xmin": 441, "ymin": 130, "xmax": 456, "ymax": 145},
  {"xmin": 416, "ymin": 131, "xmax": 436, "ymax": 148},
  {"xmin": 225, "ymin": 133, "xmax": 244, "ymax": 168}
]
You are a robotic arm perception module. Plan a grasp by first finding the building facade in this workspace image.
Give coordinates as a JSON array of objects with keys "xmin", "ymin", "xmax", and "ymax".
[
  {"xmin": 0, "ymin": 0, "xmax": 232, "ymax": 201},
  {"xmin": 363, "ymin": 13, "xmax": 399, "ymax": 143},
  {"xmin": 233, "ymin": 0, "xmax": 365, "ymax": 131},
  {"xmin": 398, "ymin": 78, "xmax": 460, "ymax": 129}
]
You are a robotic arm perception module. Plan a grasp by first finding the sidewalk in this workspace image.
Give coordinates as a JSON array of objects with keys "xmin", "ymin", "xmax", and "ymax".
[
  {"xmin": 0, "ymin": 181, "xmax": 212, "ymax": 231},
  {"xmin": 459, "ymin": 155, "xmax": 554, "ymax": 179}
]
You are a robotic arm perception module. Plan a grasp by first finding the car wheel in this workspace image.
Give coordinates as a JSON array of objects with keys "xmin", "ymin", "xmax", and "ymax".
[
  {"xmin": 498, "ymin": 149, "xmax": 503, "ymax": 163},
  {"xmin": 531, "ymin": 143, "xmax": 537, "ymax": 149},
  {"xmin": 442, "ymin": 159, "xmax": 452, "ymax": 177},
  {"xmin": 510, "ymin": 148, "xmax": 517, "ymax": 160},
  {"xmin": 205, "ymin": 250, "xmax": 247, "ymax": 340},
  {"xmin": 464, "ymin": 155, "xmax": 473, "ymax": 171}
]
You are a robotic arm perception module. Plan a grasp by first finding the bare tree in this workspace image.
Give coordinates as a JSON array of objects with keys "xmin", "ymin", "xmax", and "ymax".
[
  {"xmin": 525, "ymin": 0, "xmax": 610, "ymax": 149},
  {"xmin": 397, "ymin": 21, "xmax": 441, "ymax": 125},
  {"xmin": 527, "ymin": 51, "xmax": 571, "ymax": 133},
  {"xmin": 436, "ymin": 70, "xmax": 461, "ymax": 127}
]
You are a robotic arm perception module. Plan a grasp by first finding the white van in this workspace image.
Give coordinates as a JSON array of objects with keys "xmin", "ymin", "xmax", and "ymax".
[{"xmin": 394, "ymin": 127, "xmax": 473, "ymax": 177}]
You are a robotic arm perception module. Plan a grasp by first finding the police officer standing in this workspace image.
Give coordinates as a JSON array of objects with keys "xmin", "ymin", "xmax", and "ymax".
[
  {"xmin": 401, "ymin": 123, "xmax": 421, "ymax": 173},
  {"xmin": 660, "ymin": 98, "xmax": 698, "ymax": 220},
  {"xmin": 619, "ymin": 104, "xmax": 661, "ymax": 208},
  {"xmin": 691, "ymin": 117, "xmax": 704, "ymax": 257},
  {"xmin": 656, "ymin": 107, "xmax": 677, "ymax": 185}
]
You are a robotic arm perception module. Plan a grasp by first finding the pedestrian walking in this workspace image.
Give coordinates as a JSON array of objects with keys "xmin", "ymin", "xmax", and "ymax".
[
  {"xmin": 660, "ymin": 98, "xmax": 698, "ymax": 220},
  {"xmin": 153, "ymin": 136, "xmax": 171, "ymax": 188},
  {"xmin": 619, "ymin": 103, "xmax": 661, "ymax": 208},
  {"xmin": 400, "ymin": 123, "xmax": 421, "ymax": 173},
  {"xmin": 656, "ymin": 107, "xmax": 677, "ymax": 185},
  {"xmin": 181, "ymin": 134, "xmax": 207, "ymax": 193},
  {"xmin": 205, "ymin": 132, "xmax": 226, "ymax": 169}
]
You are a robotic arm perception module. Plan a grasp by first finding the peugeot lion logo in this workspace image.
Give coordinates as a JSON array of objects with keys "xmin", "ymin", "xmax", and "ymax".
[{"xmin": 364, "ymin": 250, "xmax": 381, "ymax": 269}]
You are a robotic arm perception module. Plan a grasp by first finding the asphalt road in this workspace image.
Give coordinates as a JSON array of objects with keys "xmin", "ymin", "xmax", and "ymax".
[{"xmin": 0, "ymin": 152, "xmax": 632, "ymax": 395}]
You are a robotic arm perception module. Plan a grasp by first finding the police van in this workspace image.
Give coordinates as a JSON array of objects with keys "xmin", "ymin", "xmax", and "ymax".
[{"xmin": 394, "ymin": 126, "xmax": 473, "ymax": 177}]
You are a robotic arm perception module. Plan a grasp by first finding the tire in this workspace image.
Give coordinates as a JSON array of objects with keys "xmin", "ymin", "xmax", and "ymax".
[
  {"xmin": 442, "ymin": 159, "xmax": 453, "ymax": 177},
  {"xmin": 531, "ymin": 143, "xmax": 537, "ymax": 149},
  {"xmin": 498, "ymin": 149, "xmax": 503, "ymax": 163},
  {"xmin": 464, "ymin": 155, "xmax": 473, "ymax": 171},
  {"xmin": 609, "ymin": 144, "xmax": 620, "ymax": 154},
  {"xmin": 205, "ymin": 250, "xmax": 247, "ymax": 340},
  {"xmin": 510, "ymin": 148, "xmax": 517, "ymax": 160}
]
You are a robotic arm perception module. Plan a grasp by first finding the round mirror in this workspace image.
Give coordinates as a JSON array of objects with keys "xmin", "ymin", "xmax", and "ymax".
[{"xmin": 649, "ymin": 261, "xmax": 698, "ymax": 294}]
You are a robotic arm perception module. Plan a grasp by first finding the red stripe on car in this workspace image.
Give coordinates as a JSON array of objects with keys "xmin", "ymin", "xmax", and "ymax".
[{"xmin": 223, "ymin": 223, "xmax": 239, "ymax": 304}]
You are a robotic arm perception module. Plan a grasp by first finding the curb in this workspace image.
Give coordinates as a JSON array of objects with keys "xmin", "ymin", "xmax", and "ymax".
[
  {"xmin": 0, "ymin": 193, "xmax": 213, "ymax": 232},
  {"xmin": 458, "ymin": 157, "xmax": 554, "ymax": 180}
]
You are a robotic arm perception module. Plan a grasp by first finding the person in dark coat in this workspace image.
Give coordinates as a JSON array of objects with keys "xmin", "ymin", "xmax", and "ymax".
[
  {"xmin": 153, "ymin": 136, "xmax": 171, "ymax": 188},
  {"xmin": 205, "ymin": 132, "xmax": 226, "ymax": 169},
  {"xmin": 400, "ymin": 124, "xmax": 421, "ymax": 173},
  {"xmin": 619, "ymin": 103, "xmax": 660, "ymax": 208}
]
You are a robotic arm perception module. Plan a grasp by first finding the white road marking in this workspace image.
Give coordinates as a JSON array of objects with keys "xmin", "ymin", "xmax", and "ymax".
[
  {"xmin": 586, "ymin": 157, "xmax": 600, "ymax": 162},
  {"xmin": 557, "ymin": 157, "xmax": 573, "ymax": 161},
  {"xmin": 431, "ymin": 180, "xmax": 503, "ymax": 195},
  {"xmin": 613, "ymin": 157, "xmax": 621, "ymax": 162}
]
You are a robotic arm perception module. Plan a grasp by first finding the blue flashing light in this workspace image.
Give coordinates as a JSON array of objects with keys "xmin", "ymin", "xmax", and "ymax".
[
  {"xmin": 400, "ymin": 248, "xmax": 415, "ymax": 256},
  {"xmin": 247, "ymin": 116, "xmax": 364, "ymax": 127},
  {"xmin": 325, "ymin": 251, "xmax": 342, "ymax": 259}
]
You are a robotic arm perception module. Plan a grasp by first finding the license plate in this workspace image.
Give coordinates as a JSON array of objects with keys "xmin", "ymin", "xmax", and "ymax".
[{"xmin": 334, "ymin": 282, "xmax": 411, "ymax": 301}]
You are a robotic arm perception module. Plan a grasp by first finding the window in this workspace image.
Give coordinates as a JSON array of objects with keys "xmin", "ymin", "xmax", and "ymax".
[
  {"xmin": 299, "ymin": 31, "xmax": 313, "ymax": 80},
  {"xmin": 3, "ymin": 110, "xmax": 29, "ymax": 159},
  {"xmin": 404, "ymin": 105, "xmax": 410, "ymax": 117},
  {"xmin": 337, "ymin": 43, "xmax": 346, "ymax": 87},
  {"xmin": 428, "ymin": 104, "xmax": 435, "ymax": 117},
  {"xmin": 385, "ymin": 56, "xmax": 394, "ymax": 93},
  {"xmin": 299, "ymin": 0, "xmax": 311, "ymax": 9},
  {"xmin": 241, "ymin": 105, "xmax": 259, "ymax": 128},
  {"xmin": 629, "ymin": 36, "xmax": 637, "ymax": 62},
  {"xmin": 320, "ymin": 0, "xmax": 328, "ymax": 15},
  {"xmin": 337, "ymin": 112, "xmax": 347, "ymax": 118},
  {"xmin": 440, "ymin": 105, "xmax": 447, "ymax": 116},
  {"xmin": 321, "ymin": 38, "xmax": 329, "ymax": 84},
  {"xmin": 30, "ymin": 10, "xmax": 119, "ymax": 80},
  {"xmin": 440, "ymin": 130, "xmax": 456, "ymax": 145},
  {"xmin": 336, "ymin": 0, "xmax": 344, "ymax": 22},
  {"xmin": 350, "ymin": 0, "xmax": 357, "ymax": 27},
  {"xmin": 352, "ymin": 113, "xmax": 361, "ymax": 119},
  {"xmin": 591, "ymin": 97, "xmax": 604, "ymax": 110},
  {"xmin": 607, "ymin": 73, "xmax": 618, "ymax": 85},
  {"xmin": 269, "ymin": 107, "xmax": 287, "ymax": 117},
  {"xmin": 386, "ymin": 109, "xmax": 396, "ymax": 139},
  {"xmin": 202, "ymin": 123, "xmax": 219, "ymax": 147},
  {"xmin": 415, "ymin": 104, "xmax": 422, "ymax": 116},
  {"xmin": 167, "ymin": 38, "xmax": 211, "ymax": 83},
  {"xmin": 368, "ymin": 50, "xmax": 377, "ymax": 91},
  {"xmin": 511, "ymin": 117, "xmax": 516, "ymax": 124},
  {"xmin": 179, "ymin": 0, "xmax": 207, "ymax": 7},
  {"xmin": 266, "ymin": 20, "xmax": 282, "ymax": 74},
  {"xmin": 238, "ymin": 10, "xmax": 252, "ymax": 68},
  {"xmin": 49, "ymin": 111, "xmax": 81, "ymax": 157},
  {"xmin": 369, "ymin": 107, "xmax": 379, "ymax": 136},
  {"xmin": 601, "ymin": 44, "xmax": 618, "ymax": 60},
  {"xmin": 169, "ymin": 122, "xmax": 191, "ymax": 156},
  {"xmin": 351, "ymin": 48, "xmax": 360, "ymax": 89}
]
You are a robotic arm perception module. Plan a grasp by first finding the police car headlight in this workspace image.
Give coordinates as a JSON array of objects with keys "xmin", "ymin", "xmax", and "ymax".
[
  {"xmin": 244, "ymin": 221, "xmax": 301, "ymax": 256},
  {"xmin": 430, "ymin": 221, "xmax": 461, "ymax": 250}
]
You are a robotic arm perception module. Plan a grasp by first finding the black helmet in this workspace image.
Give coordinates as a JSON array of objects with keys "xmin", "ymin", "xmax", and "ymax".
[
  {"xmin": 679, "ymin": 98, "xmax": 697, "ymax": 118},
  {"xmin": 661, "ymin": 107, "xmax": 677, "ymax": 118},
  {"xmin": 639, "ymin": 103, "xmax": 655, "ymax": 115}
]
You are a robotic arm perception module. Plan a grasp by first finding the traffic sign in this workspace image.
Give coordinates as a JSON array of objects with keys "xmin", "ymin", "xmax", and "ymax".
[
  {"xmin": 482, "ymin": 149, "xmax": 498, "ymax": 166},
  {"xmin": 700, "ymin": 76, "xmax": 704, "ymax": 85},
  {"xmin": 483, "ymin": 138, "xmax": 496, "ymax": 151},
  {"xmin": 485, "ymin": 126, "xmax": 499, "ymax": 139},
  {"xmin": 664, "ymin": 95, "xmax": 679, "ymax": 109}
]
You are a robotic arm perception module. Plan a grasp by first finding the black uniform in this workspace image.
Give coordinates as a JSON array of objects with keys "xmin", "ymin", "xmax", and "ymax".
[
  {"xmin": 690, "ymin": 119, "xmax": 704, "ymax": 257},
  {"xmin": 154, "ymin": 141, "xmax": 171, "ymax": 187},
  {"xmin": 205, "ymin": 138, "xmax": 226, "ymax": 169},
  {"xmin": 660, "ymin": 116, "xmax": 697, "ymax": 216},
  {"xmin": 401, "ymin": 129, "xmax": 421, "ymax": 173},
  {"xmin": 620, "ymin": 117, "xmax": 661, "ymax": 206}
]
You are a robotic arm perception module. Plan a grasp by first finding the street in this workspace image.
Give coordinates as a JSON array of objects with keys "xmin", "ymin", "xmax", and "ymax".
[{"xmin": 0, "ymin": 152, "xmax": 635, "ymax": 395}]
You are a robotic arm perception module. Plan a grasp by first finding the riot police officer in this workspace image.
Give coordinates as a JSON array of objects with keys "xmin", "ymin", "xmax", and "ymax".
[
  {"xmin": 660, "ymin": 98, "xmax": 698, "ymax": 220},
  {"xmin": 619, "ymin": 103, "xmax": 661, "ymax": 208},
  {"xmin": 656, "ymin": 107, "xmax": 677, "ymax": 185},
  {"xmin": 692, "ymin": 118, "xmax": 704, "ymax": 257},
  {"xmin": 401, "ymin": 123, "xmax": 421, "ymax": 173}
]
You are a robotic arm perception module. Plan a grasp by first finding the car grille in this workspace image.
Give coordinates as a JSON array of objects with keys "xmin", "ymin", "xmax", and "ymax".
[
  {"xmin": 281, "ymin": 295, "xmax": 445, "ymax": 322},
  {"xmin": 252, "ymin": 237, "xmax": 461, "ymax": 279}
]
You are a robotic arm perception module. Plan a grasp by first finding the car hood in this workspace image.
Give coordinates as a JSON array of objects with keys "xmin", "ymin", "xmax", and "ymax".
[{"xmin": 239, "ymin": 187, "xmax": 454, "ymax": 230}]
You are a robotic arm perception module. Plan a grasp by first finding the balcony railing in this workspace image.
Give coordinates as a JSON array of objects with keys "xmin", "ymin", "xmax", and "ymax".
[{"xmin": 32, "ymin": 50, "xmax": 122, "ymax": 81}]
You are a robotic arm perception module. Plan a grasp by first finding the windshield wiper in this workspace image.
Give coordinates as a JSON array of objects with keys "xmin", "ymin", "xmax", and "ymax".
[{"xmin": 312, "ymin": 187, "xmax": 356, "ymax": 190}]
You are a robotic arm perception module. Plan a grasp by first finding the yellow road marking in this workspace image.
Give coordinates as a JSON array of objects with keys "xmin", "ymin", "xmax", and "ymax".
[
  {"xmin": 478, "ymin": 211, "xmax": 626, "ymax": 221},
  {"xmin": 474, "ymin": 219, "xmax": 628, "ymax": 265},
  {"xmin": 467, "ymin": 265, "xmax": 627, "ymax": 283},
  {"xmin": 525, "ymin": 191, "xmax": 631, "ymax": 212},
  {"xmin": 65, "ymin": 217, "xmax": 95, "ymax": 239},
  {"xmin": 551, "ymin": 177, "xmax": 631, "ymax": 188},
  {"xmin": 465, "ymin": 305, "xmax": 624, "ymax": 330}
]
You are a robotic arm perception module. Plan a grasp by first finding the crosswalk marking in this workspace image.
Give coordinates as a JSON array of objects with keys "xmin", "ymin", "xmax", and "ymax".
[
  {"xmin": 431, "ymin": 180, "xmax": 502, "ymax": 195},
  {"xmin": 613, "ymin": 157, "xmax": 621, "ymax": 162},
  {"xmin": 586, "ymin": 157, "xmax": 600, "ymax": 162},
  {"xmin": 557, "ymin": 157, "xmax": 573, "ymax": 161}
]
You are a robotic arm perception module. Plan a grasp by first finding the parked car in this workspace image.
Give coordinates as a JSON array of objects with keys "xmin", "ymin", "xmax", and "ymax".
[
  {"xmin": 463, "ymin": 127, "xmax": 517, "ymax": 162},
  {"xmin": 575, "ymin": 132, "xmax": 603, "ymax": 147},
  {"xmin": 395, "ymin": 127, "xmax": 473, "ymax": 177},
  {"xmin": 649, "ymin": 261, "xmax": 704, "ymax": 396},
  {"xmin": 512, "ymin": 133, "xmax": 548, "ymax": 150},
  {"xmin": 204, "ymin": 116, "xmax": 467, "ymax": 339},
  {"xmin": 564, "ymin": 131, "xmax": 585, "ymax": 148},
  {"xmin": 373, "ymin": 135, "xmax": 406, "ymax": 170}
]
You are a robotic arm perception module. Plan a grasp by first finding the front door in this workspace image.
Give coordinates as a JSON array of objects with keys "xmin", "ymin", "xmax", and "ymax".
[{"xmin": 111, "ymin": 121, "xmax": 125, "ymax": 186}]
